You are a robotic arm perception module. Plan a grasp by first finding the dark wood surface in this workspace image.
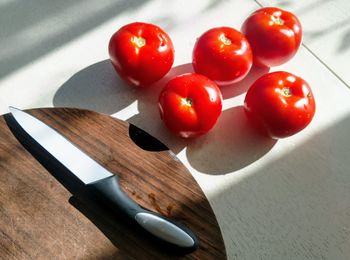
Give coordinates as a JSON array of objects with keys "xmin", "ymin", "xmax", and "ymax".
[{"xmin": 0, "ymin": 108, "xmax": 226, "ymax": 259}]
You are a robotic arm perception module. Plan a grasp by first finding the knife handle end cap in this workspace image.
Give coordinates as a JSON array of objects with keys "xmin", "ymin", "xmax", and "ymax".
[{"xmin": 135, "ymin": 212, "xmax": 198, "ymax": 250}]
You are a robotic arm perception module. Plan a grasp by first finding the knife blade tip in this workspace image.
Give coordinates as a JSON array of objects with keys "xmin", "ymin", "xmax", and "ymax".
[{"xmin": 9, "ymin": 106, "xmax": 21, "ymax": 113}]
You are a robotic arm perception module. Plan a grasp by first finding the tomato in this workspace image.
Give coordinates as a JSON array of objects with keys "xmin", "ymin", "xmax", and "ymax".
[
  {"xmin": 244, "ymin": 71, "xmax": 315, "ymax": 139},
  {"xmin": 108, "ymin": 22, "xmax": 174, "ymax": 87},
  {"xmin": 241, "ymin": 7, "xmax": 302, "ymax": 67},
  {"xmin": 158, "ymin": 73, "xmax": 223, "ymax": 138},
  {"xmin": 192, "ymin": 27, "xmax": 253, "ymax": 85}
]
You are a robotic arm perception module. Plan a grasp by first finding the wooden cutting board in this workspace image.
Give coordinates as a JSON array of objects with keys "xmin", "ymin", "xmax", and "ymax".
[{"xmin": 0, "ymin": 108, "xmax": 226, "ymax": 259}]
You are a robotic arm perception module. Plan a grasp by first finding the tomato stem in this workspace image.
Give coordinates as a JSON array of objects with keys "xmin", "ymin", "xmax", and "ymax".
[
  {"xmin": 219, "ymin": 34, "xmax": 232, "ymax": 45},
  {"xmin": 281, "ymin": 87, "xmax": 292, "ymax": 97},
  {"xmin": 132, "ymin": 36, "xmax": 146, "ymax": 48},
  {"xmin": 272, "ymin": 15, "xmax": 284, "ymax": 25},
  {"xmin": 182, "ymin": 97, "xmax": 193, "ymax": 107}
]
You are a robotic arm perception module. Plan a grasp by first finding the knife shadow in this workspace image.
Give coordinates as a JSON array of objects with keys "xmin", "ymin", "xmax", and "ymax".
[{"xmin": 4, "ymin": 113, "xmax": 193, "ymax": 258}]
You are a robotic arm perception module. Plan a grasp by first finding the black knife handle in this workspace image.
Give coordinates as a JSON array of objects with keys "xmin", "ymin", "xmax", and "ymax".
[{"xmin": 87, "ymin": 175, "xmax": 198, "ymax": 250}]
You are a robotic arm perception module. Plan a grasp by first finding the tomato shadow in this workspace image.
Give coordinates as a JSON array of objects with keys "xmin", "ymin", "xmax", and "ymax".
[
  {"xmin": 220, "ymin": 65, "xmax": 270, "ymax": 99},
  {"xmin": 53, "ymin": 59, "xmax": 136, "ymax": 115},
  {"xmin": 186, "ymin": 106, "xmax": 277, "ymax": 175}
]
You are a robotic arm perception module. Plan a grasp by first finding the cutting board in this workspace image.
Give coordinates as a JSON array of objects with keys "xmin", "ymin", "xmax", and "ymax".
[{"xmin": 0, "ymin": 108, "xmax": 226, "ymax": 259}]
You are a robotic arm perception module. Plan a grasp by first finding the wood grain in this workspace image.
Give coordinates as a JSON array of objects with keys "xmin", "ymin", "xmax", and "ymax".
[{"xmin": 0, "ymin": 107, "xmax": 226, "ymax": 259}]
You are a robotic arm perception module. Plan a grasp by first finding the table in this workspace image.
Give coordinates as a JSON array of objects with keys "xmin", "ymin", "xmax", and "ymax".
[{"xmin": 1, "ymin": 0, "xmax": 350, "ymax": 259}]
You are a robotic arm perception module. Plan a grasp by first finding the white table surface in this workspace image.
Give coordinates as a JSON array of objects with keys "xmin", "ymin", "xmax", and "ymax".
[{"xmin": 1, "ymin": 0, "xmax": 350, "ymax": 259}]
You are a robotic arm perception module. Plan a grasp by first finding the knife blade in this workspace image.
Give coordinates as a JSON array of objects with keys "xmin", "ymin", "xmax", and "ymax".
[{"xmin": 9, "ymin": 107, "xmax": 198, "ymax": 251}]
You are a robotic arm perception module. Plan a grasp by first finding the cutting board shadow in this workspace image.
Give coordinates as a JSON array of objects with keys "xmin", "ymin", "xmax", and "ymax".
[{"xmin": 1, "ymin": 108, "xmax": 226, "ymax": 259}]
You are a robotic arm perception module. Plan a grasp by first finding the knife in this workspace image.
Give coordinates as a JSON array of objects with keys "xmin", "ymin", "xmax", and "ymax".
[{"xmin": 9, "ymin": 107, "xmax": 198, "ymax": 251}]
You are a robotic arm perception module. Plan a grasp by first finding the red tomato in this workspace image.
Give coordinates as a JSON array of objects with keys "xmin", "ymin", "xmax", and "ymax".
[
  {"xmin": 158, "ymin": 73, "xmax": 223, "ymax": 138},
  {"xmin": 192, "ymin": 27, "xmax": 253, "ymax": 85},
  {"xmin": 244, "ymin": 71, "xmax": 315, "ymax": 139},
  {"xmin": 108, "ymin": 22, "xmax": 174, "ymax": 87},
  {"xmin": 241, "ymin": 7, "xmax": 302, "ymax": 67}
]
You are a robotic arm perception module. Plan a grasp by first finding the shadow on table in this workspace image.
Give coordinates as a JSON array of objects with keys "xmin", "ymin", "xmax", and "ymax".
[
  {"xmin": 53, "ymin": 59, "xmax": 133, "ymax": 115},
  {"xmin": 186, "ymin": 106, "xmax": 277, "ymax": 175}
]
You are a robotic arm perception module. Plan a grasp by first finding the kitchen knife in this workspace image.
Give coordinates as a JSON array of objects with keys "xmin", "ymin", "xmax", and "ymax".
[{"xmin": 9, "ymin": 107, "xmax": 198, "ymax": 251}]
